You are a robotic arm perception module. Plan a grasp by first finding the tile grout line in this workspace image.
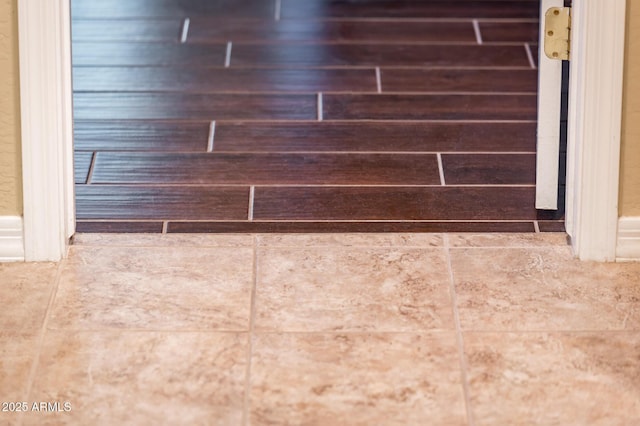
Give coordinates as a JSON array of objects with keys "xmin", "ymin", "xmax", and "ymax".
[
  {"xmin": 248, "ymin": 186, "xmax": 255, "ymax": 220},
  {"xmin": 317, "ymin": 92, "xmax": 323, "ymax": 121},
  {"xmin": 274, "ymin": 0, "xmax": 281, "ymax": 21},
  {"xmin": 437, "ymin": 153, "xmax": 446, "ymax": 186},
  {"xmin": 524, "ymin": 43, "xmax": 537, "ymax": 69},
  {"xmin": 85, "ymin": 152, "xmax": 97, "ymax": 184},
  {"xmin": 207, "ymin": 120, "xmax": 216, "ymax": 152},
  {"xmin": 156, "ymin": 17, "xmax": 539, "ymax": 24},
  {"xmin": 22, "ymin": 261, "xmax": 66, "ymax": 425},
  {"xmin": 472, "ymin": 19, "xmax": 483, "ymax": 45},
  {"xmin": 375, "ymin": 66, "xmax": 382, "ymax": 93},
  {"xmin": 190, "ymin": 119, "xmax": 539, "ymax": 123},
  {"xmin": 73, "ymin": 65, "xmax": 536, "ymax": 71},
  {"xmin": 217, "ymin": 151, "xmax": 536, "ymax": 155},
  {"xmin": 19, "ymin": 327, "xmax": 614, "ymax": 334},
  {"xmin": 534, "ymin": 220, "xmax": 541, "ymax": 233},
  {"xmin": 242, "ymin": 237, "xmax": 259, "ymax": 426},
  {"xmin": 75, "ymin": 119, "xmax": 537, "ymax": 124},
  {"xmin": 73, "ymin": 90, "xmax": 537, "ymax": 97},
  {"xmin": 180, "ymin": 17, "xmax": 190, "ymax": 44},
  {"xmin": 165, "ymin": 150, "xmax": 537, "ymax": 155},
  {"xmin": 89, "ymin": 41, "xmax": 534, "ymax": 47},
  {"xmin": 72, "ymin": 184, "xmax": 538, "ymax": 188},
  {"xmin": 443, "ymin": 234, "xmax": 476, "ymax": 426},
  {"xmin": 93, "ymin": 219, "xmax": 555, "ymax": 224},
  {"xmin": 225, "ymin": 41, "xmax": 233, "ymax": 67}
]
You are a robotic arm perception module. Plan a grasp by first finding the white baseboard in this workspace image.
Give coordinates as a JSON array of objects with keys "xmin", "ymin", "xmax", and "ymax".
[
  {"xmin": 616, "ymin": 217, "xmax": 640, "ymax": 261},
  {"xmin": 0, "ymin": 216, "xmax": 25, "ymax": 262}
]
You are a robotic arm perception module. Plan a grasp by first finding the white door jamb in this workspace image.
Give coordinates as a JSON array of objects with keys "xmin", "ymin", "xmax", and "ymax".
[
  {"xmin": 565, "ymin": 0, "xmax": 626, "ymax": 261},
  {"xmin": 17, "ymin": 0, "xmax": 75, "ymax": 261}
]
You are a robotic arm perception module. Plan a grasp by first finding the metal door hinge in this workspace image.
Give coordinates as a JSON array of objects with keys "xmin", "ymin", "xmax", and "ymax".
[{"xmin": 544, "ymin": 7, "xmax": 571, "ymax": 60}]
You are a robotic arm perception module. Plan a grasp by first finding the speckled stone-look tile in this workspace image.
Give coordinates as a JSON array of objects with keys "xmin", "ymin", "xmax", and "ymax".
[
  {"xmin": 25, "ymin": 331, "xmax": 247, "ymax": 426},
  {"xmin": 48, "ymin": 246, "xmax": 254, "ymax": 330},
  {"xmin": 249, "ymin": 332, "xmax": 467, "ymax": 426},
  {"xmin": 257, "ymin": 233, "xmax": 443, "ymax": 248},
  {"xmin": 255, "ymin": 247, "xmax": 453, "ymax": 332},
  {"xmin": 0, "ymin": 332, "xmax": 39, "ymax": 405},
  {"xmin": 72, "ymin": 232, "xmax": 254, "ymax": 247},
  {"xmin": 0, "ymin": 262, "xmax": 58, "ymax": 331},
  {"xmin": 448, "ymin": 232, "xmax": 569, "ymax": 248},
  {"xmin": 464, "ymin": 332, "xmax": 640, "ymax": 425},
  {"xmin": 450, "ymin": 247, "xmax": 640, "ymax": 331}
]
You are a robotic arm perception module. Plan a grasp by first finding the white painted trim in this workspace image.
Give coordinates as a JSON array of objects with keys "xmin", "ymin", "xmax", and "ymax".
[
  {"xmin": 565, "ymin": 0, "xmax": 626, "ymax": 261},
  {"xmin": 0, "ymin": 217, "xmax": 25, "ymax": 262},
  {"xmin": 616, "ymin": 217, "xmax": 640, "ymax": 261},
  {"xmin": 18, "ymin": 0, "xmax": 75, "ymax": 262},
  {"xmin": 535, "ymin": 0, "xmax": 564, "ymax": 210}
]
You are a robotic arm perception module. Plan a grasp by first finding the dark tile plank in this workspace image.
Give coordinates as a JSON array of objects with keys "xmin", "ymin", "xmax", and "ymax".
[
  {"xmin": 90, "ymin": 153, "xmax": 441, "ymax": 185},
  {"xmin": 72, "ymin": 0, "xmax": 275, "ymax": 19},
  {"xmin": 323, "ymin": 94, "xmax": 537, "ymax": 120},
  {"xmin": 73, "ymin": 93, "xmax": 316, "ymax": 120},
  {"xmin": 71, "ymin": 19, "xmax": 182, "ymax": 42},
  {"xmin": 441, "ymin": 154, "xmax": 536, "ymax": 185},
  {"xmin": 253, "ymin": 186, "xmax": 537, "ymax": 220},
  {"xmin": 214, "ymin": 121, "xmax": 536, "ymax": 152},
  {"xmin": 380, "ymin": 69, "xmax": 537, "ymax": 92},
  {"xmin": 72, "ymin": 42, "xmax": 227, "ymax": 66},
  {"xmin": 281, "ymin": 1, "xmax": 540, "ymax": 19},
  {"xmin": 74, "ymin": 121, "xmax": 209, "ymax": 152},
  {"xmin": 75, "ymin": 221, "xmax": 164, "ymax": 233},
  {"xmin": 167, "ymin": 221, "xmax": 536, "ymax": 233},
  {"xmin": 189, "ymin": 19, "xmax": 476, "ymax": 43},
  {"xmin": 74, "ymin": 152, "xmax": 94, "ymax": 184},
  {"xmin": 538, "ymin": 221, "xmax": 566, "ymax": 232},
  {"xmin": 72, "ymin": 67, "xmax": 377, "ymax": 93},
  {"xmin": 231, "ymin": 44, "xmax": 530, "ymax": 67},
  {"xmin": 536, "ymin": 210, "xmax": 565, "ymax": 221},
  {"xmin": 75, "ymin": 185, "xmax": 249, "ymax": 220},
  {"xmin": 536, "ymin": 185, "xmax": 565, "ymax": 221},
  {"xmin": 479, "ymin": 22, "xmax": 539, "ymax": 43}
]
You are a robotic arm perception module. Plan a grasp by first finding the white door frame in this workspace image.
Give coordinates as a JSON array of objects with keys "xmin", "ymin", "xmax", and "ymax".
[
  {"xmin": 18, "ymin": 0, "xmax": 75, "ymax": 262},
  {"xmin": 16, "ymin": 0, "xmax": 627, "ymax": 261},
  {"xmin": 564, "ymin": 0, "xmax": 626, "ymax": 261}
]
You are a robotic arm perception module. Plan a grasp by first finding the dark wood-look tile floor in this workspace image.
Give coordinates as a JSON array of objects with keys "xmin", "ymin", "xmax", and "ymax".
[{"xmin": 72, "ymin": 0, "xmax": 564, "ymax": 233}]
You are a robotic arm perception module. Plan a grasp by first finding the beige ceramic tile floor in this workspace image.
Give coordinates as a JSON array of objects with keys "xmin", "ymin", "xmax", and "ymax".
[{"xmin": 1, "ymin": 233, "xmax": 640, "ymax": 425}]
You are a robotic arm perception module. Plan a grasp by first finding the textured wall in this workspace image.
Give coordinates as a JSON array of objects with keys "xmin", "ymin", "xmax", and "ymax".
[
  {"xmin": 620, "ymin": 0, "xmax": 640, "ymax": 216},
  {"xmin": 0, "ymin": 0, "xmax": 22, "ymax": 216}
]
